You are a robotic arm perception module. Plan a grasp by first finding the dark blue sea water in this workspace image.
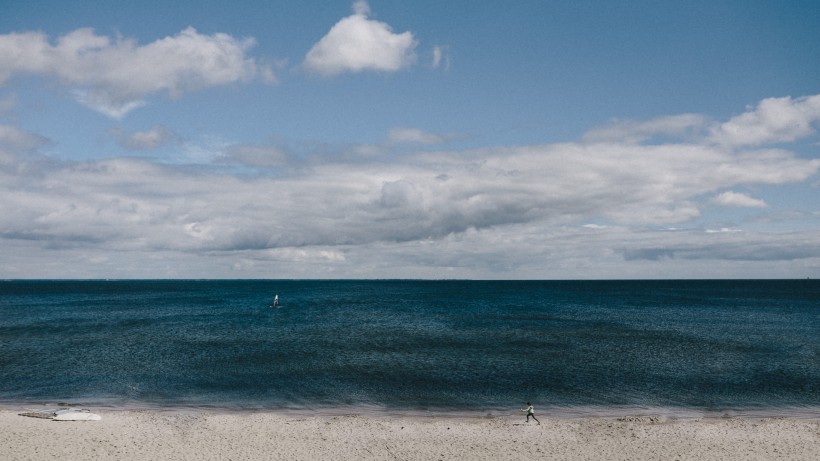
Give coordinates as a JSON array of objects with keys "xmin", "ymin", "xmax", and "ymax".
[{"xmin": 1, "ymin": 280, "xmax": 818, "ymax": 415}]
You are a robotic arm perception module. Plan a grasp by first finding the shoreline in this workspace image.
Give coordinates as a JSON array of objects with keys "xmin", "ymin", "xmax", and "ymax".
[
  {"xmin": 3, "ymin": 400, "xmax": 820, "ymax": 420},
  {"xmin": 3, "ymin": 408, "xmax": 819, "ymax": 461}
]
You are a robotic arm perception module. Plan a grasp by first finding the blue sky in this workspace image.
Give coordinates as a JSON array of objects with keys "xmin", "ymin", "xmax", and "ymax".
[{"xmin": 1, "ymin": 0, "xmax": 819, "ymax": 279}]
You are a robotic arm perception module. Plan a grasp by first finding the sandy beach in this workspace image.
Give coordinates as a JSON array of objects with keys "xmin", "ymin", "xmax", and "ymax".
[{"xmin": 2, "ymin": 408, "xmax": 818, "ymax": 460}]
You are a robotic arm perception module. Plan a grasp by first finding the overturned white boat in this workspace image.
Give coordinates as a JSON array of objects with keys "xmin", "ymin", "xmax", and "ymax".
[{"xmin": 20, "ymin": 408, "xmax": 101, "ymax": 421}]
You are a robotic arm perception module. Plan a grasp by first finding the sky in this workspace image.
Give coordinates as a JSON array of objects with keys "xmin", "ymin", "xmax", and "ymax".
[{"xmin": 1, "ymin": 0, "xmax": 819, "ymax": 279}]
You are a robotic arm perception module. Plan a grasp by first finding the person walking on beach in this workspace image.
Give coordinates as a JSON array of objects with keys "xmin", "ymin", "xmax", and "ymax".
[{"xmin": 522, "ymin": 402, "xmax": 540, "ymax": 425}]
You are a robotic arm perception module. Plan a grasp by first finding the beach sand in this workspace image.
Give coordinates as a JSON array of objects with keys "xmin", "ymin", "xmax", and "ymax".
[{"xmin": 2, "ymin": 409, "xmax": 818, "ymax": 460}]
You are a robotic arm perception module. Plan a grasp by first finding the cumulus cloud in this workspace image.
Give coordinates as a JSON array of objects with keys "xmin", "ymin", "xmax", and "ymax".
[
  {"xmin": 302, "ymin": 1, "xmax": 418, "ymax": 76},
  {"xmin": 112, "ymin": 126, "xmax": 180, "ymax": 150},
  {"xmin": 711, "ymin": 191, "xmax": 767, "ymax": 208},
  {"xmin": 711, "ymin": 94, "xmax": 820, "ymax": 147},
  {"xmin": 0, "ymin": 27, "xmax": 273, "ymax": 118}
]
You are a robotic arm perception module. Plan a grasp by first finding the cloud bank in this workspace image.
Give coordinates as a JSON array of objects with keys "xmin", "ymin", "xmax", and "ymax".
[{"xmin": 1, "ymin": 93, "xmax": 819, "ymax": 278}]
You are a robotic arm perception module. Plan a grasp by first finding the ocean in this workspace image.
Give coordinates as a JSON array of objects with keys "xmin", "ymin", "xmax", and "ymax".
[{"xmin": 1, "ymin": 280, "xmax": 818, "ymax": 416}]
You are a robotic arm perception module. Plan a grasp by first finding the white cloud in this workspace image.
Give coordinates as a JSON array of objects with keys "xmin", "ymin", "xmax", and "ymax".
[
  {"xmin": 0, "ymin": 124, "xmax": 50, "ymax": 171},
  {"xmin": 302, "ymin": 1, "xmax": 417, "ymax": 76},
  {"xmin": 0, "ymin": 27, "xmax": 273, "ymax": 118},
  {"xmin": 432, "ymin": 46, "xmax": 443, "ymax": 68},
  {"xmin": 586, "ymin": 96, "xmax": 820, "ymax": 148},
  {"xmin": 583, "ymin": 114, "xmax": 708, "ymax": 144},
  {"xmin": 387, "ymin": 127, "xmax": 445, "ymax": 145},
  {"xmin": 432, "ymin": 45, "xmax": 450, "ymax": 71},
  {"xmin": 3, "ymin": 124, "xmax": 817, "ymax": 253},
  {"xmin": 705, "ymin": 227, "xmax": 742, "ymax": 233},
  {"xmin": 711, "ymin": 94, "xmax": 820, "ymax": 147},
  {"xmin": 711, "ymin": 191, "xmax": 767, "ymax": 208},
  {"xmin": 264, "ymin": 247, "xmax": 346, "ymax": 263},
  {"xmin": 178, "ymin": 136, "xmax": 232, "ymax": 164},
  {"xmin": 0, "ymin": 124, "xmax": 49, "ymax": 152},
  {"xmin": 112, "ymin": 126, "xmax": 179, "ymax": 151}
]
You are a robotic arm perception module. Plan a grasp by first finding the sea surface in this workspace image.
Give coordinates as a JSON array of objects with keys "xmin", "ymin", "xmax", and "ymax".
[{"xmin": 1, "ymin": 280, "xmax": 818, "ymax": 416}]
